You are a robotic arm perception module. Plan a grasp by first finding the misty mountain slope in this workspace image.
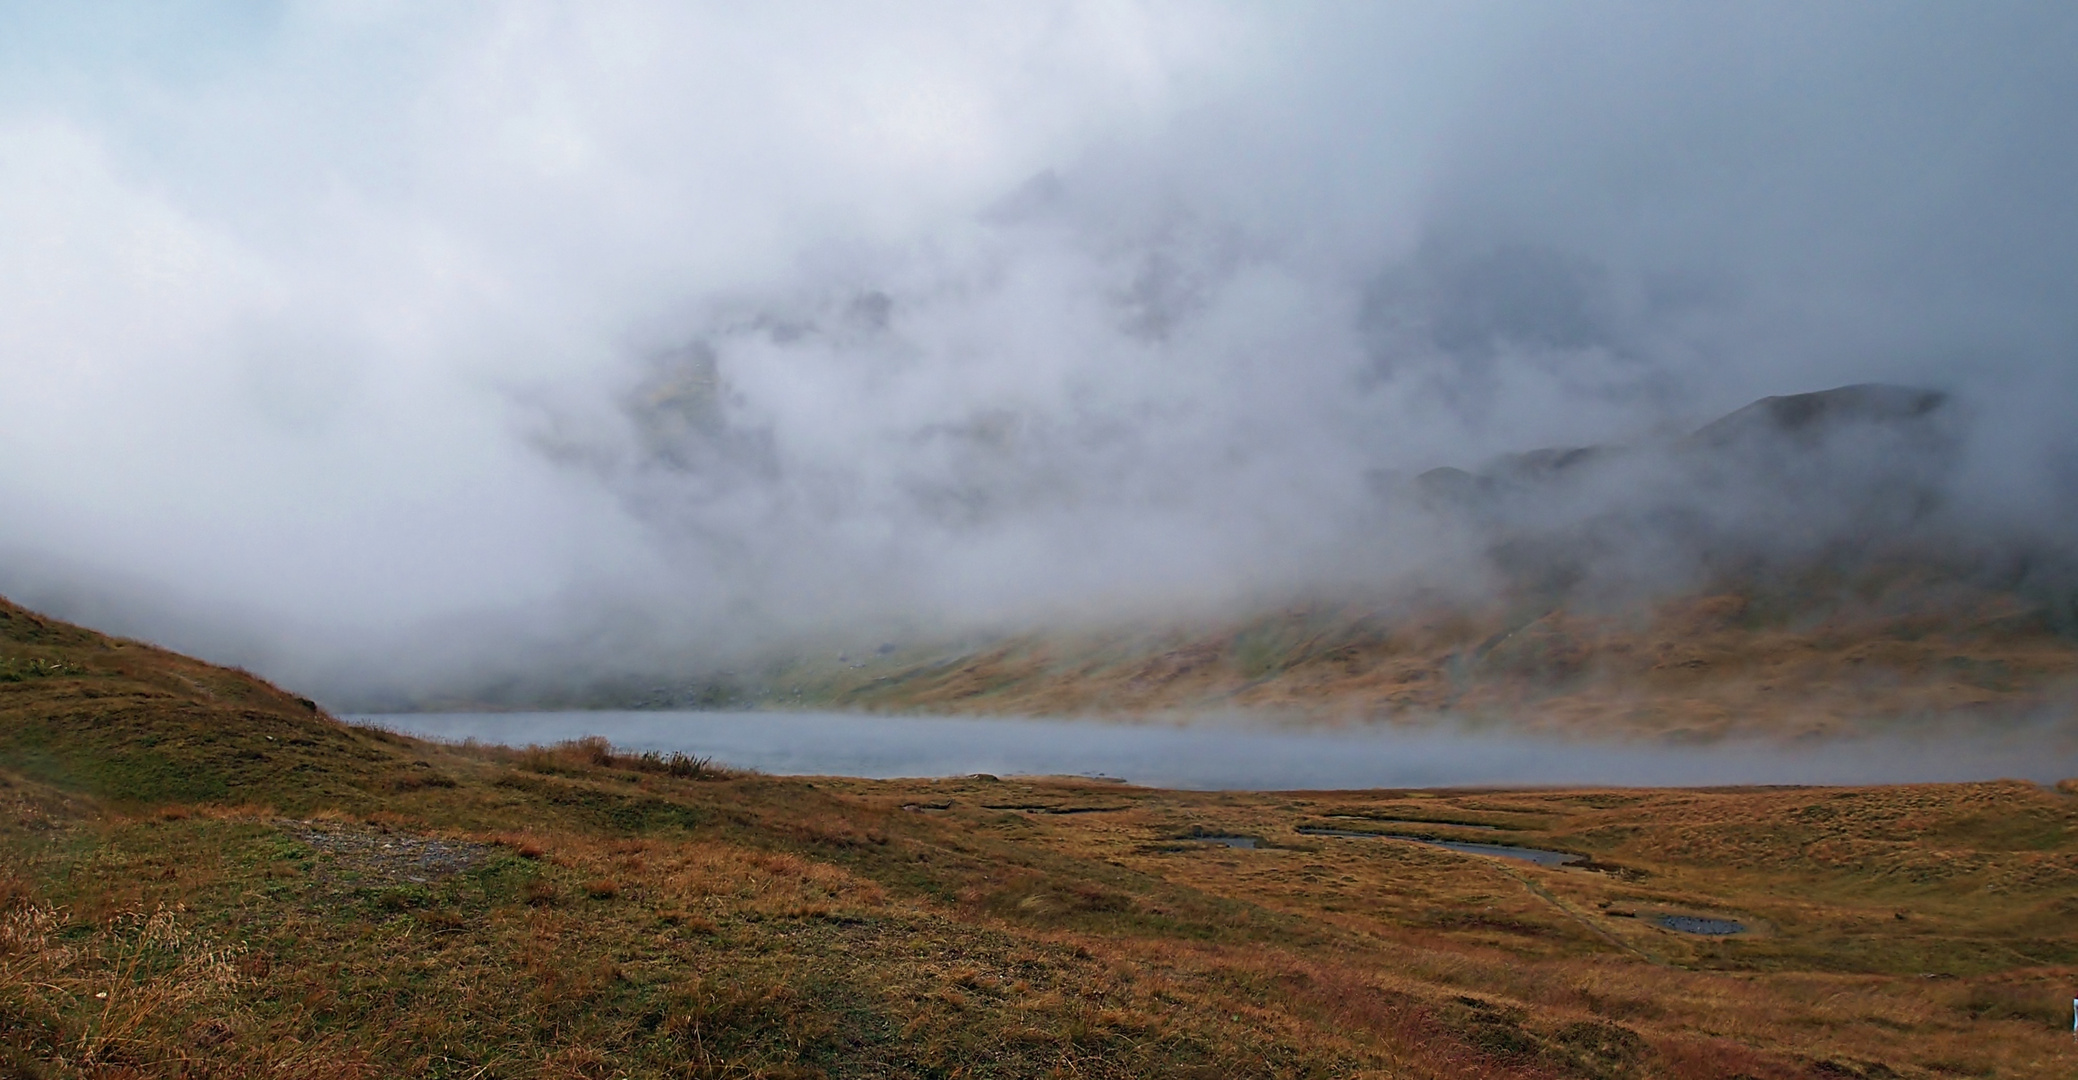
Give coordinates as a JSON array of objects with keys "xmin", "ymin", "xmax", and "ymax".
[
  {"xmin": 702, "ymin": 385, "xmax": 2078, "ymax": 735},
  {"xmin": 0, "ymin": 595, "xmax": 422, "ymax": 808},
  {"xmin": 370, "ymin": 387, "xmax": 2078, "ymax": 731},
  {"xmin": 1687, "ymin": 383, "xmax": 1949, "ymax": 447},
  {"xmin": 779, "ymin": 583, "xmax": 2073, "ymax": 739},
  {"xmin": 7, "ymin": 4, "xmax": 2078, "ymax": 734},
  {"xmin": 1395, "ymin": 384, "xmax": 1971, "ymax": 599}
]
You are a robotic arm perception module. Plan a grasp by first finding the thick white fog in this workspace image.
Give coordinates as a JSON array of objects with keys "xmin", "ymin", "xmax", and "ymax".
[{"xmin": 2, "ymin": 3, "xmax": 2074, "ymax": 702}]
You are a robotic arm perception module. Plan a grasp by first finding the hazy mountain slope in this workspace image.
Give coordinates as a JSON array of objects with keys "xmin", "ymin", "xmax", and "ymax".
[
  {"xmin": 427, "ymin": 385, "xmax": 2078, "ymax": 735},
  {"xmin": 792, "ymin": 581, "xmax": 2076, "ymax": 738},
  {"xmin": 741, "ymin": 386, "xmax": 2071, "ymax": 733}
]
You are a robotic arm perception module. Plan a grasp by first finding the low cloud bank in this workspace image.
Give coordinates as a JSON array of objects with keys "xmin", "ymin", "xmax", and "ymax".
[{"xmin": 1, "ymin": 4, "xmax": 2074, "ymax": 704}]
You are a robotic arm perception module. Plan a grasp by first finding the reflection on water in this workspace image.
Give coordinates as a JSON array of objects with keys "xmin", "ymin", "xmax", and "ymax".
[
  {"xmin": 353, "ymin": 710, "xmax": 2078, "ymax": 791},
  {"xmin": 1656, "ymin": 915, "xmax": 1746, "ymax": 935},
  {"xmin": 1189, "ymin": 836, "xmax": 1259, "ymax": 849},
  {"xmin": 1415, "ymin": 838, "xmax": 1581, "ymax": 866},
  {"xmin": 1325, "ymin": 816, "xmax": 1503, "ymax": 830},
  {"xmin": 1296, "ymin": 827, "xmax": 1580, "ymax": 865}
]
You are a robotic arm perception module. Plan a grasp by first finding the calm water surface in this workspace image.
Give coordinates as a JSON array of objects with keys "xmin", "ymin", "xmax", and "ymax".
[{"xmin": 352, "ymin": 711, "xmax": 2078, "ymax": 790}]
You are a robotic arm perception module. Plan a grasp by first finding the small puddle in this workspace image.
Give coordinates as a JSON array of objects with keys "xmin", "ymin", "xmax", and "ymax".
[
  {"xmin": 1298, "ymin": 827, "xmax": 1579, "ymax": 866},
  {"xmin": 1655, "ymin": 914, "xmax": 1746, "ymax": 936},
  {"xmin": 1418, "ymin": 839, "xmax": 1582, "ymax": 866},
  {"xmin": 1326, "ymin": 816, "xmax": 1502, "ymax": 831},
  {"xmin": 982, "ymin": 804, "xmax": 1130, "ymax": 814},
  {"xmin": 1189, "ymin": 835, "xmax": 1259, "ymax": 849}
]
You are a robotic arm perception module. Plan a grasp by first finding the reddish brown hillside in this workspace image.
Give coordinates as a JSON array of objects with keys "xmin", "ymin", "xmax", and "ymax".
[{"xmin": 818, "ymin": 579, "xmax": 2078, "ymax": 739}]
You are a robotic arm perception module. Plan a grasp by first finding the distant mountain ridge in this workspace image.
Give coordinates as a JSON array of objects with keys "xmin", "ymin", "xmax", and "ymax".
[
  {"xmin": 389, "ymin": 385, "xmax": 2078, "ymax": 739},
  {"xmin": 1380, "ymin": 382, "xmax": 2043, "ymax": 617},
  {"xmin": 1689, "ymin": 383, "xmax": 1947, "ymax": 444}
]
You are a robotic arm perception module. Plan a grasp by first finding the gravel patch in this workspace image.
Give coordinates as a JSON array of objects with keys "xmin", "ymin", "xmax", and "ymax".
[{"xmin": 278, "ymin": 820, "xmax": 492, "ymax": 887}]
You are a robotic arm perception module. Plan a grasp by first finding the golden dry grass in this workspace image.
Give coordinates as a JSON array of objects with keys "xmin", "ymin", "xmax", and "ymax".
[
  {"xmin": 7, "ymin": 593, "xmax": 2078, "ymax": 1077},
  {"xmin": 803, "ymin": 585, "xmax": 2078, "ymax": 742}
]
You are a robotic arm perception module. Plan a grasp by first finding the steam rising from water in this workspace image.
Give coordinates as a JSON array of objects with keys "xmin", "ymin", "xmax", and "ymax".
[
  {"xmin": 368, "ymin": 711, "xmax": 2078, "ymax": 790},
  {"xmin": 1, "ymin": 4, "xmax": 2075, "ymax": 703}
]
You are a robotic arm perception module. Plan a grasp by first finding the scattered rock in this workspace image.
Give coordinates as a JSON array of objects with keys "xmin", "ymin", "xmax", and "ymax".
[{"xmin": 277, "ymin": 820, "xmax": 491, "ymax": 889}]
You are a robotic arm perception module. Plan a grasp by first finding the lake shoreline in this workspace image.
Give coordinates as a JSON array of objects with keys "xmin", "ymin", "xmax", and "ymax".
[{"xmin": 351, "ymin": 709, "xmax": 2078, "ymax": 791}]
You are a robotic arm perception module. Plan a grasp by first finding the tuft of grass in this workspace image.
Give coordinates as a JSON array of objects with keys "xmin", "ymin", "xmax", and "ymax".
[
  {"xmin": 503, "ymin": 737, "xmax": 739, "ymax": 781},
  {"xmin": 632, "ymin": 748, "xmax": 724, "ymax": 779}
]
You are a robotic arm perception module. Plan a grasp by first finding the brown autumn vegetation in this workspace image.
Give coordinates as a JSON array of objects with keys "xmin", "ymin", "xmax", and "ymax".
[
  {"xmin": 792, "ymin": 574, "xmax": 2078, "ymax": 741},
  {"xmin": 5, "ymin": 593, "xmax": 2078, "ymax": 1078}
]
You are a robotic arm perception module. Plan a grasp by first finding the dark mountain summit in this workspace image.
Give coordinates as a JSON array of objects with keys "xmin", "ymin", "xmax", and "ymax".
[
  {"xmin": 1413, "ymin": 383, "xmax": 1954, "ymax": 508},
  {"xmin": 1688, "ymin": 383, "xmax": 1949, "ymax": 448},
  {"xmin": 1390, "ymin": 383, "xmax": 1985, "ymax": 605}
]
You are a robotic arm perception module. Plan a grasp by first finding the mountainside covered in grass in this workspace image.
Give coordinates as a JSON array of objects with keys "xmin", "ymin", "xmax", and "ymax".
[
  {"xmin": 769, "ymin": 581, "xmax": 2078, "ymax": 739},
  {"xmin": 410, "ymin": 576, "xmax": 2078, "ymax": 741},
  {"xmin": 5, "ymin": 596, "xmax": 2078, "ymax": 1077},
  {"xmin": 408, "ymin": 386, "xmax": 2078, "ymax": 737},
  {"xmin": 9, "ymin": 596, "xmax": 2078, "ymax": 1076}
]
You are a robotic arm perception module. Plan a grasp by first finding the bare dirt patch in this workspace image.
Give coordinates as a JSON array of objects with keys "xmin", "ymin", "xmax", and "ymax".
[{"xmin": 277, "ymin": 820, "xmax": 491, "ymax": 886}]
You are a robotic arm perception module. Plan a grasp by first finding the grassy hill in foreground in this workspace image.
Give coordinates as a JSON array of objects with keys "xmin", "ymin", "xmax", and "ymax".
[
  {"xmin": 0, "ymin": 596, "xmax": 420, "ymax": 809},
  {"xmin": 6, "ymin": 594, "xmax": 2078, "ymax": 1078}
]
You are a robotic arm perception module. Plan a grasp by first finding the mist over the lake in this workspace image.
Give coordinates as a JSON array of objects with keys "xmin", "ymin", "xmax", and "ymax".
[{"xmin": 2, "ymin": 3, "xmax": 2075, "ymax": 705}]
